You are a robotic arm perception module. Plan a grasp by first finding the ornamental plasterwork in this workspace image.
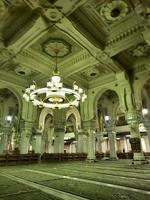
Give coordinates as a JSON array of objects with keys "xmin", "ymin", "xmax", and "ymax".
[
  {"xmin": 43, "ymin": 39, "xmax": 72, "ymax": 57},
  {"xmin": 0, "ymin": 0, "xmax": 6, "ymax": 17},
  {"xmin": 129, "ymin": 43, "xmax": 150, "ymax": 58},
  {"xmin": 81, "ymin": 65, "xmax": 108, "ymax": 81},
  {"xmin": 45, "ymin": 8, "xmax": 62, "ymax": 22},
  {"xmin": 99, "ymin": 0, "xmax": 129, "ymax": 23},
  {"xmin": 15, "ymin": 66, "xmax": 32, "ymax": 77}
]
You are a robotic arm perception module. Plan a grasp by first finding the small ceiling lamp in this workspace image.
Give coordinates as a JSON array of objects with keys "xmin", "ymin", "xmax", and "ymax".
[
  {"xmin": 142, "ymin": 108, "xmax": 148, "ymax": 116},
  {"xmin": 23, "ymin": 49, "xmax": 87, "ymax": 109}
]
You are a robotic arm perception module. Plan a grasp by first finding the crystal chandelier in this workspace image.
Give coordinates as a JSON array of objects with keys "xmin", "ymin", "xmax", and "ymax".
[{"xmin": 23, "ymin": 50, "xmax": 87, "ymax": 109}]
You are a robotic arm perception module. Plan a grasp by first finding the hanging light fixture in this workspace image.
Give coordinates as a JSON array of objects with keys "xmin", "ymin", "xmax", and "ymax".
[{"xmin": 23, "ymin": 49, "xmax": 87, "ymax": 109}]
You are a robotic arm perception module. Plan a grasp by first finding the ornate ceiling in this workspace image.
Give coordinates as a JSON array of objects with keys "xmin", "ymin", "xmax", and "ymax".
[{"xmin": 0, "ymin": 0, "xmax": 150, "ymax": 89}]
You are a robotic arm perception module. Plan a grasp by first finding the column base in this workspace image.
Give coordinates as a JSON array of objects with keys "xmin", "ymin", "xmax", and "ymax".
[
  {"xmin": 86, "ymin": 156, "xmax": 96, "ymax": 162},
  {"xmin": 131, "ymin": 152, "xmax": 148, "ymax": 165},
  {"xmin": 132, "ymin": 160, "xmax": 149, "ymax": 165},
  {"xmin": 109, "ymin": 156, "xmax": 118, "ymax": 161}
]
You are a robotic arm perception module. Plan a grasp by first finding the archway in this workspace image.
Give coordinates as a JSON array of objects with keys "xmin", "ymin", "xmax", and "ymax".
[
  {"xmin": 65, "ymin": 113, "xmax": 77, "ymax": 153},
  {"xmin": 65, "ymin": 107, "xmax": 81, "ymax": 153},
  {"xmin": 32, "ymin": 108, "xmax": 54, "ymax": 154},
  {"xmin": 96, "ymin": 89, "xmax": 119, "ymax": 159},
  {"xmin": 42, "ymin": 114, "xmax": 53, "ymax": 153},
  {"xmin": 0, "ymin": 88, "xmax": 20, "ymax": 153},
  {"xmin": 141, "ymin": 78, "xmax": 150, "ymax": 153},
  {"xmin": 39, "ymin": 108, "xmax": 53, "ymax": 130}
]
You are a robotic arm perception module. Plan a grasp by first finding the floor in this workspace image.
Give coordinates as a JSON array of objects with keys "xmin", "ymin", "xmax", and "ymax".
[{"xmin": 0, "ymin": 160, "xmax": 150, "ymax": 200}]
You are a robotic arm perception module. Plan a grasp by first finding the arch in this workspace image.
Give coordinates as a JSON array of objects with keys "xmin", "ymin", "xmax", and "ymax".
[
  {"xmin": 134, "ymin": 74, "xmax": 150, "ymax": 109},
  {"xmin": 39, "ymin": 108, "xmax": 53, "ymax": 130},
  {"xmin": 66, "ymin": 107, "xmax": 81, "ymax": 130},
  {"xmin": 0, "ymin": 84, "xmax": 22, "ymax": 112},
  {"xmin": 0, "ymin": 84, "xmax": 22, "ymax": 124},
  {"xmin": 93, "ymin": 87, "xmax": 120, "ymax": 119},
  {"xmin": 112, "ymin": 101, "xmax": 120, "ymax": 120}
]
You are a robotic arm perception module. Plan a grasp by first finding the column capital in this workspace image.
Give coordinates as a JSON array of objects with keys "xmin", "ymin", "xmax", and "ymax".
[
  {"xmin": 77, "ymin": 129, "xmax": 88, "ymax": 136},
  {"xmin": 55, "ymin": 126, "xmax": 65, "ymax": 133},
  {"xmin": 0, "ymin": 126, "xmax": 10, "ymax": 134},
  {"xmin": 126, "ymin": 110, "xmax": 140, "ymax": 124},
  {"xmin": 83, "ymin": 120, "xmax": 96, "ymax": 130},
  {"xmin": 105, "ymin": 119, "xmax": 116, "ymax": 132},
  {"xmin": 36, "ymin": 128, "xmax": 43, "ymax": 135},
  {"xmin": 20, "ymin": 120, "xmax": 33, "ymax": 138}
]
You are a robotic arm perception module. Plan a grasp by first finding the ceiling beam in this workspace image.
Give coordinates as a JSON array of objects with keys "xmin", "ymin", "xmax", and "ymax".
[
  {"xmin": 0, "ymin": 70, "xmax": 27, "ymax": 88},
  {"xmin": 55, "ymin": 17, "xmax": 123, "ymax": 72}
]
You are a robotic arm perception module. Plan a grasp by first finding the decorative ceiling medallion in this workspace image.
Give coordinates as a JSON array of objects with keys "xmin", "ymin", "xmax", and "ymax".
[
  {"xmin": 130, "ymin": 44, "xmax": 150, "ymax": 58},
  {"xmin": 15, "ymin": 66, "xmax": 32, "ymax": 76},
  {"xmin": 82, "ymin": 67, "xmax": 100, "ymax": 80},
  {"xmin": 43, "ymin": 39, "xmax": 72, "ymax": 58},
  {"xmin": 45, "ymin": 8, "xmax": 62, "ymax": 22},
  {"xmin": 100, "ymin": 0, "xmax": 129, "ymax": 23}
]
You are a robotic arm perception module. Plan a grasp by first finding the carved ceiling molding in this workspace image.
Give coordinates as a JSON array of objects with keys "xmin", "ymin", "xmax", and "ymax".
[
  {"xmin": 56, "ymin": 17, "xmax": 122, "ymax": 72},
  {"xmin": 145, "ymin": 64, "xmax": 150, "ymax": 72},
  {"xmin": 81, "ymin": 67, "xmax": 100, "ymax": 80},
  {"xmin": 20, "ymin": 49, "xmax": 54, "ymax": 66},
  {"xmin": 80, "ymin": 63, "xmax": 111, "ymax": 81},
  {"xmin": 129, "ymin": 43, "xmax": 150, "ymax": 58},
  {"xmin": 0, "ymin": 48, "xmax": 16, "ymax": 71},
  {"xmin": 3, "ymin": 7, "xmax": 41, "ymax": 44},
  {"xmin": 89, "ymin": 74, "xmax": 116, "ymax": 89},
  {"xmin": 130, "ymin": 0, "xmax": 150, "ymax": 17},
  {"xmin": 106, "ymin": 23, "xmax": 144, "ymax": 47},
  {"xmin": 43, "ymin": 38, "xmax": 72, "ymax": 57},
  {"xmin": 0, "ymin": 70, "xmax": 27, "ymax": 88},
  {"xmin": 19, "ymin": 48, "xmax": 96, "ymax": 87},
  {"xmin": 15, "ymin": 65, "xmax": 32, "ymax": 77},
  {"xmin": 133, "ymin": 58, "xmax": 150, "ymax": 71},
  {"xmin": 0, "ymin": 0, "xmax": 6, "ymax": 17},
  {"xmin": 99, "ymin": 0, "xmax": 129, "ymax": 24},
  {"xmin": 133, "ymin": 65, "xmax": 147, "ymax": 74}
]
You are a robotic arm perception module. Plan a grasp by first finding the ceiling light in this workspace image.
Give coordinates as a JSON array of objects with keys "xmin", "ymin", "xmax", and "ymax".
[
  {"xmin": 142, "ymin": 108, "xmax": 148, "ymax": 115},
  {"xmin": 23, "ymin": 50, "xmax": 87, "ymax": 109},
  {"xmin": 104, "ymin": 115, "xmax": 110, "ymax": 122},
  {"xmin": 6, "ymin": 116, "xmax": 12, "ymax": 122}
]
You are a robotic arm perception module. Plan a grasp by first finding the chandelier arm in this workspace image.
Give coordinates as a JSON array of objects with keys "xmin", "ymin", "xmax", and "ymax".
[{"xmin": 65, "ymin": 95, "xmax": 71, "ymax": 103}]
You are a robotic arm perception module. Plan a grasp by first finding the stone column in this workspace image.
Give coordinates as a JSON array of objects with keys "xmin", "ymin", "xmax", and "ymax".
[
  {"xmin": 127, "ymin": 111, "xmax": 147, "ymax": 164},
  {"xmin": 34, "ymin": 128, "xmax": 42, "ymax": 154},
  {"xmin": 20, "ymin": 100, "xmax": 37, "ymax": 154},
  {"xmin": 83, "ymin": 120, "xmax": 96, "ymax": 161},
  {"xmin": 77, "ymin": 129, "xmax": 87, "ymax": 153},
  {"xmin": 54, "ymin": 131, "xmax": 64, "ymax": 153},
  {"xmin": 53, "ymin": 109, "xmax": 66, "ymax": 153},
  {"xmin": 41, "ymin": 132, "xmax": 47, "ymax": 154},
  {"xmin": 19, "ymin": 121, "xmax": 33, "ymax": 154},
  {"xmin": 96, "ymin": 132, "xmax": 103, "ymax": 154},
  {"xmin": 0, "ymin": 126, "xmax": 10, "ymax": 154},
  {"xmin": 47, "ymin": 127, "xmax": 54, "ymax": 153},
  {"xmin": 105, "ymin": 120, "xmax": 117, "ymax": 160},
  {"xmin": 143, "ymin": 118, "xmax": 150, "ymax": 149}
]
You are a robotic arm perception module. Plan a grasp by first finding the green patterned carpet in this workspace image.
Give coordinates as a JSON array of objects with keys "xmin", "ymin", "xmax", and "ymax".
[{"xmin": 0, "ymin": 160, "xmax": 150, "ymax": 200}]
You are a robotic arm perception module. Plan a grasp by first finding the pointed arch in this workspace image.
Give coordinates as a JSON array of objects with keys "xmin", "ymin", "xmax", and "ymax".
[
  {"xmin": 66, "ymin": 107, "xmax": 81, "ymax": 130},
  {"xmin": 39, "ymin": 108, "xmax": 53, "ymax": 130}
]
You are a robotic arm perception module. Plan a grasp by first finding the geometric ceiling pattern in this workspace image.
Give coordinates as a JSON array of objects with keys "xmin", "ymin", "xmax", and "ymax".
[{"xmin": 0, "ymin": 0, "xmax": 149, "ymax": 89}]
